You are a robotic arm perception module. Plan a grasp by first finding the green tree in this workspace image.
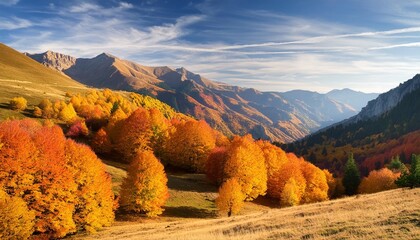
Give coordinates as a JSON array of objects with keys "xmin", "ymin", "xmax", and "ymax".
[
  {"xmin": 342, "ymin": 153, "xmax": 361, "ymax": 195},
  {"xmin": 395, "ymin": 154, "xmax": 420, "ymax": 188}
]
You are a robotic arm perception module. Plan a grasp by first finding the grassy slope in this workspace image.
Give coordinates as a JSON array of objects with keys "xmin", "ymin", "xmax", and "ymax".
[
  {"xmin": 80, "ymin": 187, "xmax": 420, "ymax": 240},
  {"xmin": 0, "ymin": 43, "xmax": 88, "ymax": 119}
]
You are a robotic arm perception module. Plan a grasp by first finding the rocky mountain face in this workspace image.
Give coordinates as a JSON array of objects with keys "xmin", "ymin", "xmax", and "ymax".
[
  {"xmin": 27, "ymin": 51, "xmax": 375, "ymax": 142},
  {"xmin": 349, "ymin": 74, "xmax": 420, "ymax": 123},
  {"xmin": 25, "ymin": 51, "xmax": 76, "ymax": 72}
]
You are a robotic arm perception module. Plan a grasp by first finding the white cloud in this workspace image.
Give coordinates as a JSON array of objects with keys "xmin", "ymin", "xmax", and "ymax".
[
  {"xmin": 119, "ymin": 2, "xmax": 133, "ymax": 9},
  {"xmin": 0, "ymin": 17, "xmax": 31, "ymax": 30},
  {"xmin": 69, "ymin": 3, "xmax": 101, "ymax": 13},
  {"xmin": 0, "ymin": 0, "xmax": 19, "ymax": 6}
]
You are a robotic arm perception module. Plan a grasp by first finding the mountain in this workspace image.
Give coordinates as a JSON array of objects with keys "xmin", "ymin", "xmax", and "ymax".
[
  {"xmin": 284, "ymin": 75, "xmax": 420, "ymax": 176},
  {"xmin": 26, "ymin": 50, "xmax": 371, "ymax": 142},
  {"xmin": 0, "ymin": 43, "xmax": 86, "ymax": 105},
  {"xmin": 282, "ymin": 90, "xmax": 357, "ymax": 127},
  {"xmin": 326, "ymin": 88, "xmax": 379, "ymax": 112}
]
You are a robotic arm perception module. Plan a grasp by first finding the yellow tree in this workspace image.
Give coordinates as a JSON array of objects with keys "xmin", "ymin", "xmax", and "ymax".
[
  {"xmin": 119, "ymin": 151, "xmax": 169, "ymax": 217},
  {"xmin": 216, "ymin": 178, "xmax": 244, "ymax": 217},
  {"xmin": 0, "ymin": 190, "xmax": 35, "ymax": 240},
  {"xmin": 164, "ymin": 119, "xmax": 216, "ymax": 172},
  {"xmin": 223, "ymin": 135, "xmax": 267, "ymax": 200},
  {"xmin": 280, "ymin": 176, "xmax": 306, "ymax": 206},
  {"xmin": 59, "ymin": 103, "xmax": 77, "ymax": 123},
  {"xmin": 300, "ymin": 161, "xmax": 329, "ymax": 203},
  {"xmin": 64, "ymin": 140, "xmax": 115, "ymax": 233},
  {"xmin": 256, "ymin": 140, "xmax": 288, "ymax": 198}
]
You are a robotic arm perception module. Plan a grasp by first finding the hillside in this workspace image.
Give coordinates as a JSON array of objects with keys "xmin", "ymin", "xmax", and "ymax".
[
  {"xmin": 79, "ymin": 188, "xmax": 420, "ymax": 240},
  {"xmin": 285, "ymin": 75, "xmax": 420, "ymax": 176},
  {"xmin": 26, "ymin": 50, "xmax": 377, "ymax": 142},
  {"xmin": 0, "ymin": 43, "xmax": 87, "ymax": 105}
]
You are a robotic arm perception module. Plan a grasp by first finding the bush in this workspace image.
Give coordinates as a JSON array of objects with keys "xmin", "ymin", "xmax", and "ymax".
[{"xmin": 9, "ymin": 97, "xmax": 27, "ymax": 111}]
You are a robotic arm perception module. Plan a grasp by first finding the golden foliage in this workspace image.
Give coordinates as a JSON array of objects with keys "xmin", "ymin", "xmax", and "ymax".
[
  {"xmin": 58, "ymin": 103, "xmax": 77, "ymax": 123},
  {"xmin": 9, "ymin": 96, "xmax": 27, "ymax": 111},
  {"xmin": 358, "ymin": 168, "xmax": 400, "ymax": 194},
  {"xmin": 65, "ymin": 140, "xmax": 115, "ymax": 232},
  {"xmin": 216, "ymin": 178, "xmax": 244, "ymax": 216},
  {"xmin": 164, "ymin": 120, "xmax": 216, "ymax": 172},
  {"xmin": 281, "ymin": 177, "xmax": 306, "ymax": 206},
  {"xmin": 120, "ymin": 151, "xmax": 169, "ymax": 217},
  {"xmin": 257, "ymin": 140, "xmax": 288, "ymax": 198},
  {"xmin": 0, "ymin": 190, "xmax": 35, "ymax": 240},
  {"xmin": 224, "ymin": 135, "xmax": 267, "ymax": 200},
  {"xmin": 91, "ymin": 128, "xmax": 112, "ymax": 154}
]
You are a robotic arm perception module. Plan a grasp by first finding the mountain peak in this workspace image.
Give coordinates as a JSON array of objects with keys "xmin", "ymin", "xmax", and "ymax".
[{"xmin": 96, "ymin": 52, "xmax": 117, "ymax": 59}]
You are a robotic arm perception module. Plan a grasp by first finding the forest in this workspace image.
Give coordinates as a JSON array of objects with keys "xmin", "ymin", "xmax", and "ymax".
[{"xmin": 1, "ymin": 89, "xmax": 418, "ymax": 239}]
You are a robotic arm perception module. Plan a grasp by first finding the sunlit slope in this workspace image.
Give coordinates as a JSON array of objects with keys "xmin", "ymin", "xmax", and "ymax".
[{"xmin": 0, "ymin": 43, "xmax": 87, "ymax": 104}]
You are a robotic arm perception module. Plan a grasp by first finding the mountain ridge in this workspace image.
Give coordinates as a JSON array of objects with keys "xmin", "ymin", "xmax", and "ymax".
[{"xmin": 26, "ymin": 50, "xmax": 377, "ymax": 142}]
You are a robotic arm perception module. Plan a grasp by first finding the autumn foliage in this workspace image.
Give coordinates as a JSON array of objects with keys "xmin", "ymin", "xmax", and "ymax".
[
  {"xmin": 9, "ymin": 96, "xmax": 27, "ymax": 111},
  {"xmin": 0, "ymin": 119, "xmax": 114, "ymax": 238},
  {"xmin": 0, "ymin": 189, "xmax": 35, "ymax": 240},
  {"xmin": 358, "ymin": 168, "xmax": 400, "ymax": 194},
  {"xmin": 164, "ymin": 119, "xmax": 216, "ymax": 172},
  {"xmin": 216, "ymin": 178, "xmax": 244, "ymax": 216},
  {"xmin": 120, "ymin": 151, "xmax": 169, "ymax": 217}
]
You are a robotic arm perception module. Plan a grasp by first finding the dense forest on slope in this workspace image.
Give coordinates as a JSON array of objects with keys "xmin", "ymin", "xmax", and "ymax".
[{"xmin": 283, "ymin": 86, "xmax": 420, "ymax": 176}]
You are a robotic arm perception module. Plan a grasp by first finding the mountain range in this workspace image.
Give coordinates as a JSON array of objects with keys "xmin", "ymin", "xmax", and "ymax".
[{"xmin": 25, "ymin": 50, "xmax": 378, "ymax": 142}]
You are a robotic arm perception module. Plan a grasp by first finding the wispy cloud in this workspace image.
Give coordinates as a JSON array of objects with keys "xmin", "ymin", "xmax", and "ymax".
[
  {"xmin": 2, "ymin": 0, "xmax": 420, "ymax": 93},
  {"xmin": 0, "ymin": 0, "xmax": 19, "ymax": 6},
  {"xmin": 0, "ymin": 16, "xmax": 31, "ymax": 30}
]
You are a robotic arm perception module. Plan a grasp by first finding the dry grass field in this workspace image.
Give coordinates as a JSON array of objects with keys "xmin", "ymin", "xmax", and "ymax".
[{"xmin": 81, "ymin": 160, "xmax": 420, "ymax": 240}]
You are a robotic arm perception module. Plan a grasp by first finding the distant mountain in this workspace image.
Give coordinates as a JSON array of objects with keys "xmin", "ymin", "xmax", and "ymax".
[
  {"xmin": 27, "ymin": 50, "xmax": 373, "ymax": 142},
  {"xmin": 285, "ymin": 75, "xmax": 420, "ymax": 176},
  {"xmin": 326, "ymin": 88, "xmax": 379, "ymax": 112},
  {"xmin": 282, "ymin": 90, "xmax": 357, "ymax": 128},
  {"xmin": 0, "ymin": 43, "xmax": 86, "ymax": 104}
]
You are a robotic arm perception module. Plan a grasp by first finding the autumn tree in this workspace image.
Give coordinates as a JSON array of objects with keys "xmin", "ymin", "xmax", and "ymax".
[
  {"xmin": 300, "ymin": 161, "xmax": 329, "ymax": 203},
  {"xmin": 0, "ymin": 120, "xmax": 76, "ymax": 237},
  {"xmin": 64, "ymin": 140, "xmax": 115, "ymax": 232},
  {"xmin": 223, "ymin": 135, "xmax": 267, "ymax": 200},
  {"xmin": 58, "ymin": 103, "xmax": 77, "ymax": 123},
  {"xmin": 268, "ymin": 154, "xmax": 303, "ymax": 199},
  {"xmin": 0, "ymin": 119, "xmax": 115, "ymax": 237},
  {"xmin": 91, "ymin": 128, "xmax": 112, "ymax": 154},
  {"xmin": 216, "ymin": 178, "xmax": 244, "ymax": 217},
  {"xmin": 114, "ymin": 108, "xmax": 153, "ymax": 160},
  {"xmin": 66, "ymin": 120, "xmax": 89, "ymax": 137},
  {"xmin": 257, "ymin": 140, "xmax": 288, "ymax": 198},
  {"xmin": 323, "ymin": 169, "xmax": 337, "ymax": 199},
  {"xmin": 9, "ymin": 96, "xmax": 27, "ymax": 111},
  {"xmin": 164, "ymin": 119, "xmax": 216, "ymax": 172},
  {"xmin": 280, "ymin": 176, "xmax": 306, "ymax": 206},
  {"xmin": 206, "ymin": 147, "xmax": 228, "ymax": 184},
  {"xmin": 0, "ymin": 190, "xmax": 35, "ymax": 240},
  {"xmin": 119, "ymin": 151, "xmax": 169, "ymax": 216},
  {"xmin": 358, "ymin": 168, "xmax": 400, "ymax": 194},
  {"xmin": 343, "ymin": 153, "xmax": 361, "ymax": 195}
]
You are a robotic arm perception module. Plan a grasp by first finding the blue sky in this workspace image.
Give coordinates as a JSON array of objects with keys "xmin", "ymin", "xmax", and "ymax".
[{"xmin": 1, "ymin": 0, "xmax": 420, "ymax": 93}]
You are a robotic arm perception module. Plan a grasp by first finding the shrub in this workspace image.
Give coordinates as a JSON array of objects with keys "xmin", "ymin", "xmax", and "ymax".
[{"xmin": 9, "ymin": 97, "xmax": 27, "ymax": 111}]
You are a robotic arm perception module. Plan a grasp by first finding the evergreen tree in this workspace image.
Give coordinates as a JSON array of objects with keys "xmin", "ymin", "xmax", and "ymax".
[
  {"xmin": 342, "ymin": 153, "xmax": 361, "ymax": 195},
  {"xmin": 396, "ymin": 154, "xmax": 420, "ymax": 188}
]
